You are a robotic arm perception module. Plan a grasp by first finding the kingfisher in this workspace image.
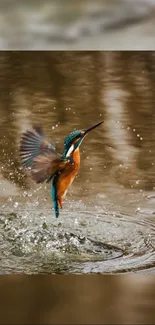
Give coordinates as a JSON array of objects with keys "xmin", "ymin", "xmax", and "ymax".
[{"xmin": 20, "ymin": 121, "xmax": 103, "ymax": 218}]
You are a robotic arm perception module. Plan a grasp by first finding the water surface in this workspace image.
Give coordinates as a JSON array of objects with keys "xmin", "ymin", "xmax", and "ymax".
[{"xmin": 0, "ymin": 51, "xmax": 155, "ymax": 274}]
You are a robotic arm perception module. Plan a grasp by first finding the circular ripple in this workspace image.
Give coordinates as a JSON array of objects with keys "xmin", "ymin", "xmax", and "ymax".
[{"xmin": 0, "ymin": 208, "xmax": 155, "ymax": 274}]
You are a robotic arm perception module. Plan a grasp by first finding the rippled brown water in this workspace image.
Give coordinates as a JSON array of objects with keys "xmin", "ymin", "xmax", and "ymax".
[{"xmin": 0, "ymin": 51, "xmax": 155, "ymax": 274}]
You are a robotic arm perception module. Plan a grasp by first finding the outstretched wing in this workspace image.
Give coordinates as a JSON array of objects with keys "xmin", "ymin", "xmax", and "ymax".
[
  {"xmin": 20, "ymin": 125, "xmax": 69, "ymax": 183},
  {"xmin": 20, "ymin": 125, "xmax": 56, "ymax": 168}
]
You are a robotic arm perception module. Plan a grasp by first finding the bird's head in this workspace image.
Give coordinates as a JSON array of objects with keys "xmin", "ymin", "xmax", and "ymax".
[{"xmin": 63, "ymin": 121, "xmax": 103, "ymax": 158}]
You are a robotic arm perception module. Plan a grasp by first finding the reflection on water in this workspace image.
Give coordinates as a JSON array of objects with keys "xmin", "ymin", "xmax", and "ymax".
[{"xmin": 1, "ymin": 51, "xmax": 155, "ymax": 274}]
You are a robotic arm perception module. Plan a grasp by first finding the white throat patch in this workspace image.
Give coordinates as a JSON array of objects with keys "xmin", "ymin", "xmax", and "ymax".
[{"xmin": 66, "ymin": 144, "xmax": 74, "ymax": 157}]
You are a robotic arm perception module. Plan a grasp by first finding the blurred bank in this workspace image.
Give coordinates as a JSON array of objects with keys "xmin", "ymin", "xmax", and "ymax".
[{"xmin": 0, "ymin": 0, "xmax": 155, "ymax": 49}]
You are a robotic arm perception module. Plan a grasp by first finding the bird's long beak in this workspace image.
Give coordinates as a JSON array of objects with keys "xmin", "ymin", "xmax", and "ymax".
[{"xmin": 83, "ymin": 121, "xmax": 104, "ymax": 136}]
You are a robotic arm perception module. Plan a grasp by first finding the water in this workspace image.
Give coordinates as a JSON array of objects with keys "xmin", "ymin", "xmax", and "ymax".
[
  {"xmin": 0, "ymin": 51, "xmax": 155, "ymax": 274},
  {"xmin": 1, "ymin": 191, "xmax": 155, "ymax": 274}
]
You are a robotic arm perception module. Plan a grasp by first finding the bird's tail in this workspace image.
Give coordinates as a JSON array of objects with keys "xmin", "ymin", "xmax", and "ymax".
[
  {"xmin": 53, "ymin": 198, "xmax": 59, "ymax": 218},
  {"xmin": 51, "ymin": 180, "xmax": 59, "ymax": 218}
]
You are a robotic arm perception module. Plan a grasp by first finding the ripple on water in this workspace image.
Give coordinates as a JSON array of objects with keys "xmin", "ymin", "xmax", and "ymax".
[{"xmin": 0, "ymin": 207, "xmax": 155, "ymax": 274}]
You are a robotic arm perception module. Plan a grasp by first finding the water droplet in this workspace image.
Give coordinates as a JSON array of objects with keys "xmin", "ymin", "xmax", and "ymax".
[
  {"xmin": 136, "ymin": 180, "xmax": 140, "ymax": 184},
  {"xmin": 52, "ymin": 126, "xmax": 55, "ymax": 130},
  {"xmin": 137, "ymin": 134, "xmax": 140, "ymax": 137},
  {"xmin": 14, "ymin": 202, "xmax": 19, "ymax": 208},
  {"xmin": 140, "ymin": 137, "xmax": 143, "ymax": 140}
]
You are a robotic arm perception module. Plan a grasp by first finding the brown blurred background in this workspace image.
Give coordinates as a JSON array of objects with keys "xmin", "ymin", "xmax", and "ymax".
[
  {"xmin": 0, "ymin": 0, "xmax": 155, "ymax": 50},
  {"xmin": 0, "ymin": 275, "xmax": 155, "ymax": 324}
]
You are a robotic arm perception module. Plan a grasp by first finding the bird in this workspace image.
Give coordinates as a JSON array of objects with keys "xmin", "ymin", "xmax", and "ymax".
[{"xmin": 19, "ymin": 121, "xmax": 103, "ymax": 218}]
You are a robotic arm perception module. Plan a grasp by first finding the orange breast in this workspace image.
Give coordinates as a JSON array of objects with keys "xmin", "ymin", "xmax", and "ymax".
[{"xmin": 57, "ymin": 148, "xmax": 80, "ymax": 205}]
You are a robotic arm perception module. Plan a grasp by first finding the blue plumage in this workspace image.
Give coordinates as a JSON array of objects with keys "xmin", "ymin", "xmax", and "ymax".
[{"xmin": 63, "ymin": 130, "xmax": 81, "ymax": 157}]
